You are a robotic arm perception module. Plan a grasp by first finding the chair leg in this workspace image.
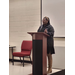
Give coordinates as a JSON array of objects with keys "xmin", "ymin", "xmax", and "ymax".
[
  {"xmin": 23, "ymin": 56, "xmax": 24, "ymax": 67},
  {"xmin": 29, "ymin": 56, "xmax": 32, "ymax": 64},
  {"xmin": 29, "ymin": 56, "xmax": 31, "ymax": 61},
  {"xmin": 20, "ymin": 57, "xmax": 22, "ymax": 63},
  {"xmin": 12, "ymin": 56, "xmax": 14, "ymax": 65}
]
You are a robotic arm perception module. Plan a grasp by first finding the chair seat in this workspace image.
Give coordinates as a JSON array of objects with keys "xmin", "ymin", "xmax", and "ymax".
[{"xmin": 13, "ymin": 51, "xmax": 30, "ymax": 57}]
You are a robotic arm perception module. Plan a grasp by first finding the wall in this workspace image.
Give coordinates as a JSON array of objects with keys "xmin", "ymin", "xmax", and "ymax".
[
  {"xmin": 9, "ymin": 0, "xmax": 41, "ymax": 60},
  {"xmin": 53, "ymin": 38, "xmax": 65, "ymax": 69},
  {"xmin": 9, "ymin": 0, "xmax": 65, "ymax": 69},
  {"xmin": 42, "ymin": 0, "xmax": 65, "ymax": 37}
]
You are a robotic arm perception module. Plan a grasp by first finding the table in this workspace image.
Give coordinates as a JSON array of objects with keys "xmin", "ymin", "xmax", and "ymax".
[
  {"xmin": 9, "ymin": 46, "xmax": 16, "ymax": 54},
  {"xmin": 9, "ymin": 46, "xmax": 16, "ymax": 61}
]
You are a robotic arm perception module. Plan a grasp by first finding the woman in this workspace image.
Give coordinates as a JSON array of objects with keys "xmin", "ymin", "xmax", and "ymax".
[{"xmin": 37, "ymin": 16, "xmax": 55, "ymax": 73}]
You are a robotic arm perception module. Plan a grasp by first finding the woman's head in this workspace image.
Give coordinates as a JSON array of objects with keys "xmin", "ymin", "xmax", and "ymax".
[{"xmin": 43, "ymin": 16, "xmax": 50, "ymax": 25}]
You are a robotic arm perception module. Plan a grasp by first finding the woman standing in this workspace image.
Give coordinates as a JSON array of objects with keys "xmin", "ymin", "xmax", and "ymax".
[{"xmin": 37, "ymin": 16, "xmax": 55, "ymax": 73}]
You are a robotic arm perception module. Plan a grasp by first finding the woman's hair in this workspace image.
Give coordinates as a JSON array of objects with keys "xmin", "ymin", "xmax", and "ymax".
[{"xmin": 44, "ymin": 16, "xmax": 50, "ymax": 25}]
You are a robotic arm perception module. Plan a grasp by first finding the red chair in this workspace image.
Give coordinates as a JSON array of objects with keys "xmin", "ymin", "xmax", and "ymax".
[{"xmin": 12, "ymin": 40, "xmax": 32, "ymax": 67}]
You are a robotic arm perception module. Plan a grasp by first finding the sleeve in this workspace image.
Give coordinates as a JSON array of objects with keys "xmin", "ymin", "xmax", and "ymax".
[{"xmin": 47, "ymin": 26, "xmax": 54, "ymax": 37}]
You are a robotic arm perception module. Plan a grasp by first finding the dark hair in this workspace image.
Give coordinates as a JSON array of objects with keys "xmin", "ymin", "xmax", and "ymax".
[{"xmin": 44, "ymin": 17, "xmax": 50, "ymax": 25}]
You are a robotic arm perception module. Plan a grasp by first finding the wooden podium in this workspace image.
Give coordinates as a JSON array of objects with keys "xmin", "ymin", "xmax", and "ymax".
[{"xmin": 28, "ymin": 32, "xmax": 49, "ymax": 75}]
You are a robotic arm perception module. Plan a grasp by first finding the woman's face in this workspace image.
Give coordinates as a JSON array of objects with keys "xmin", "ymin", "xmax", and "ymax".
[{"xmin": 43, "ymin": 18, "xmax": 48, "ymax": 25}]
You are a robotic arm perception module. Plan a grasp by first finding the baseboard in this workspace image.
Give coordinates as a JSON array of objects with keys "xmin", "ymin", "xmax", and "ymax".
[
  {"xmin": 52, "ymin": 67, "xmax": 63, "ymax": 70},
  {"xmin": 50, "ymin": 69, "xmax": 65, "ymax": 75},
  {"xmin": 9, "ymin": 59, "xmax": 32, "ymax": 63}
]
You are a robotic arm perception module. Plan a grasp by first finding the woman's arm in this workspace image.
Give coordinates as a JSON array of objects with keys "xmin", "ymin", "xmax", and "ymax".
[{"xmin": 47, "ymin": 26, "xmax": 54, "ymax": 36}]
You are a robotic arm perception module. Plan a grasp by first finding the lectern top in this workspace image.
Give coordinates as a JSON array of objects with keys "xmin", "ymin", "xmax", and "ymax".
[{"xmin": 27, "ymin": 32, "xmax": 49, "ymax": 37}]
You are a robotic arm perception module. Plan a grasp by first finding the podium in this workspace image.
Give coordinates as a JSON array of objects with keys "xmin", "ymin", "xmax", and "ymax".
[{"xmin": 28, "ymin": 32, "xmax": 49, "ymax": 75}]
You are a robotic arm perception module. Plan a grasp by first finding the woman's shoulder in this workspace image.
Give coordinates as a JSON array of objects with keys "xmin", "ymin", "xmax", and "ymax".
[
  {"xmin": 39, "ymin": 25, "xmax": 43, "ymax": 28},
  {"xmin": 47, "ymin": 24, "xmax": 53, "ymax": 28},
  {"xmin": 38, "ymin": 25, "xmax": 43, "ymax": 30}
]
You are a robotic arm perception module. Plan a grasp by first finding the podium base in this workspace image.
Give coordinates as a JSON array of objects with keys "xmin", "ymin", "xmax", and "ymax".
[
  {"xmin": 28, "ymin": 74, "xmax": 32, "ymax": 75},
  {"xmin": 28, "ymin": 74, "xmax": 47, "ymax": 75}
]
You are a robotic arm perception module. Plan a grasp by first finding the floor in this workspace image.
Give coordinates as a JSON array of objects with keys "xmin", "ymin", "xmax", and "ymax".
[{"xmin": 9, "ymin": 62, "xmax": 61, "ymax": 75}]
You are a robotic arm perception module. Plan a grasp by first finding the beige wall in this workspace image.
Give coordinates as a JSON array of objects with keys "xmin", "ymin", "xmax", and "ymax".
[
  {"xmin": 9, "ymin": 0, "xmax": 41, "ymax": 60},
  {"xmin": 9, "ymin": 0, "xmax": 65, "ymax": 69},
  {"xmin": 54, "ymin": 38, "xmax": 65, "ymax": 47}
]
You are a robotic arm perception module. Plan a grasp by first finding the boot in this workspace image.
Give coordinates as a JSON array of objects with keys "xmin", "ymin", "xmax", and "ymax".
[{"xmin": 47, "ymin": 53, "xmax": 52, "ymax": 73}]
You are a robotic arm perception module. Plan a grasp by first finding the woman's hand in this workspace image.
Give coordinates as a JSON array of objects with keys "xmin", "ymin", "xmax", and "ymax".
[{"xmin": 44, "ymin": 29, "xmax": 48, "ymax": 33}]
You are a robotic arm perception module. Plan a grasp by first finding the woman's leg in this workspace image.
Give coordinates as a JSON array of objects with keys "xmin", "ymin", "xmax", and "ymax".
[{"xmin": 47, "ymin": 52, "xmax": 52, "ymax": 73}]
